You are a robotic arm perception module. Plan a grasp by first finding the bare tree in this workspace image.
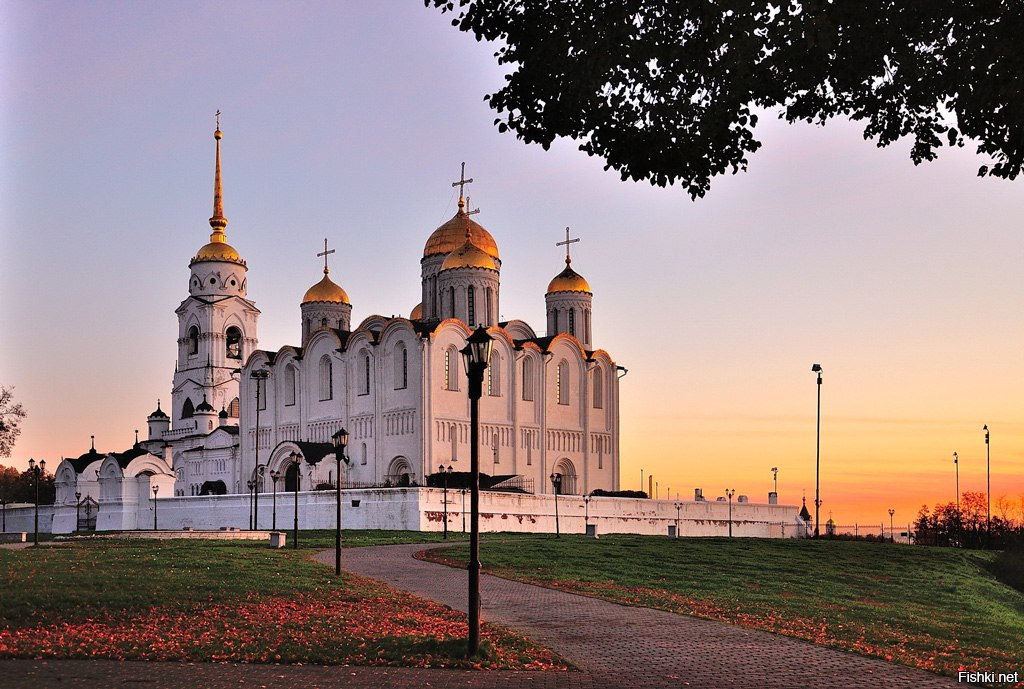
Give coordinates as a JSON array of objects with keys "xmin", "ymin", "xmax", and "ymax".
[{"xmin": 0, "ymin": 386, "xmax": 27, "ymax": 458}]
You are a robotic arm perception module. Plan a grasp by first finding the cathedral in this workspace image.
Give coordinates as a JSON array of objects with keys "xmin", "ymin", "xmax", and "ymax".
[{"xmin": 57, "ymin": 123, "xmax": 622, "ymax": 513}]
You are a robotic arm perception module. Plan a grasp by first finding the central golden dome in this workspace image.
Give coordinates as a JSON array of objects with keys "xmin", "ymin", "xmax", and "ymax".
[
  {"xmin": 442, "ymin": 239, "xmax": 497, "ymax": 271},
  {"xmin": 547, "ymin": 263, "xmax": 591, "ymax": 294},
  {"xmin": 193, "ymin": 236, "xmax": 244, "ymax": 264},
  {"xmin": 423, "ymin": 199, "xmax": 499, "ymax": 260},
  {"xmin": 302, "ymin": 272, "xmax": 350, "ymax": 304}
]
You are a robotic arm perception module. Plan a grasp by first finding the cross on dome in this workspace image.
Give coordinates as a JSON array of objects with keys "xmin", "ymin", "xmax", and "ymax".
[
  {"xmin": 556, "ymin": 226, "xmax": 580, "ymax": 265},
  {"xmin": 452, "ymin": 161, "xmax": 473, "ymax": 202},
  {"xmin": 317, "ymin": 237, "xmax": 336, "ymax": 274}
]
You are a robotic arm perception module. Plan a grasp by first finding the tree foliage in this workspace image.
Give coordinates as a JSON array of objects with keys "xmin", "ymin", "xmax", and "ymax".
[
  {"xmin": 0, "ymin": 464, "xmax": 55, "ymax": 505},
  {"xmin": 428, "ymin": 0, "xmax": 1023, "ymax": 197},
  {"xmin": 0, "ymin": 386, "xmax": 26, "ymax": 458},
  {"xmin": 914, "ymin": 491, "xmax": 1022, "ymax": 549}
]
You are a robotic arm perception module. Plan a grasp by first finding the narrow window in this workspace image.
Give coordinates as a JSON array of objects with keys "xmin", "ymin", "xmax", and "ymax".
[
  {"xmin": 568, "ymin": 309, "xmax": 575, "ymax": 337},
  {"xmin": 319, "ymin": 356, "xmax": 333, "ymax": 400},
  {"xmin": 256, "ymin": 377, "xmax": 267, "ymax": 410},
  {"xmin": 181, "ymin": 397, "xmax": 194, "ymax": 418},
  {"xmin": 522, "ymin": 358, "xmax": 534, "ymax": 401},
  {"xmin": 445, "ymin": 347, "xmax": 459, "ymax": 391},
  {"xmin": 226, "ymin": 326, "xmax": 243, "ymax": 359},
  {"xmin": 467, "ymin": 285, "xmax": 475, "ymax": 325},
  {"xmin": 557, "ymin": 360, "xmax": 569, "ymax": 405},
  {"xmin": 488, "ymin": 353, "xmax": 501, "ymax": 396},
  {"xmin": 361, "ymin": 442, "xmax": 367, "ymax": 466},
  {"xmin": 363, "ymin": 354, "xmax": 371, "ymax": 395},
  {"xmin": 486, "ymin": 287, "xmax": 493, "ymax": 324},
  {"xmin": 449, "ymin": 287, "xmax": 455, "ymax": 318},
  {"xmin": 592, "ymin": 368, "xmax": 603, "ymax": 409},
  {"xmin": 228, "ymin": 397, "xmax": 240, "ymax": 417},
  {"xmin": 285, "ymin": 366, "xmax": 296, "ymax": 406},
  {"xmin": 187, "ymin": 326, "xmax": 199, "ymax": 355},
  {"xmin": 395, "ymin": 344, "xmax": 408, "ymax": 389}
]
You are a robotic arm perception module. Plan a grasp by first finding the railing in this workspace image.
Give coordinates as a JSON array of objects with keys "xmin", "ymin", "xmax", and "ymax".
[{"xmin": 487, "ymin": 476, "xmax": 535, "ymax": 494}]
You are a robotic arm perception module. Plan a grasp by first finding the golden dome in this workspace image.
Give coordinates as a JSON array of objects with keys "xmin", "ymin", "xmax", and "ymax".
[
  {"xmin": 409, "ymin": 303, "xmax": 423, "ymax": 320},
  {"xmin": 547, "ymin": 263, "xmax": 591, "ymax": 294},
  {"xmin": 423, "ymin": 199, "xmax": 499, "ymax": 260},
  {"xmin": 193, "ymin": 237, "xmax": 244, "ymax": 264},
  {"xmin": 441, "ymin": 239, "xmax": 497, "ymax": 271},
  {"xmin": 302, "ymin": 271, "xmax": 350, "ymax": 304}
]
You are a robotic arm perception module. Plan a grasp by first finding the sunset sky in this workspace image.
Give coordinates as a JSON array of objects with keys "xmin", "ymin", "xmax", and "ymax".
[{"xmin": 1, "ymin": 2, "xmax": 1020, "ymax": 528}]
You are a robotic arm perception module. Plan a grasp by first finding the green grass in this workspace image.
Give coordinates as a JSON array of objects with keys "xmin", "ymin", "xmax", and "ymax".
[
  {"xmin": 423, "ymin": 535, "xmax": 1024, "ymax": 680},
  {"xmin": 0, "ymin": 534, "xmax": 566, "ymax": 669}
]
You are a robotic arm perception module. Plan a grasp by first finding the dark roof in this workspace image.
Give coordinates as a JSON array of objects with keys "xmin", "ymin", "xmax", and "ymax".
[
  {"xmin": 799, "ymin": 501, "xmax": 812, "ymax": 521},
  {"xmin": 110, "ymin": 446, "xmax": 150, "ymax": 469},
  {"xmin": 69, "ymin": 448, "xmax": 104, "ymax": 474},
  {"xmin": 515, "ymin": 336, "xmax": 555, "ymax": 352},
  {"xmin": 195, "ymin": 395, "xmax": 215, "ymax": 413},
  {"xmin": 294, "ymin": 441, "xmax": 335, "ymax": 466},
  {"xmin": 148, "ymin": 401, "xmax": 169, "ymax": 419}
]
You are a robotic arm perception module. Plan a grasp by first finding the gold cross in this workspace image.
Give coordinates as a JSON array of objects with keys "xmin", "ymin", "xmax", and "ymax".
[
  {"xmin": 317, "ymin": 237, "xmax": 335, "ymax": 273},
  {"xmin": 215, "ymin": 109, "xmax": 221, "ymax": 129},
  {"xmin": 451, "ymin": 161, "xmax": 473, "ymax": 199},
  {"xmin": 556, "ymin": 226, "xmax": 580, "ymax": 263},
  {"xmin": 465, "ymin": 196, "xmax": 480, "ymax": 217}
]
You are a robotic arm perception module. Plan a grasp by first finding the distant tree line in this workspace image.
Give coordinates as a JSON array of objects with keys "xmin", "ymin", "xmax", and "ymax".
[
  {"xmin": 0, "ymin": 464, "xmax": 55, "ymax": 505},
  {"xmin": 914, "ymin": 491, "xmax": 1023, "ymax": 549}
]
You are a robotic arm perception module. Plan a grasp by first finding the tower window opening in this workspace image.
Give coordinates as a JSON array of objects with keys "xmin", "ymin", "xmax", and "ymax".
[
  {"xmin": 187, "ymin": 326, "xmax": 199, "ymax": 356},
  {"xmin": 569, "ymin": 309, "xmax": 575, "ymax": 337},
  {"xmin": 468, "ymin": 285, "xmax": 475, "ymax": 326},
  {"xmin": 226, "ymin": 326, "xmax": 243, "ymax": 359},
  {"xmin": 319, "ymin": 356, "xmax": 334, "ymax": 401}
]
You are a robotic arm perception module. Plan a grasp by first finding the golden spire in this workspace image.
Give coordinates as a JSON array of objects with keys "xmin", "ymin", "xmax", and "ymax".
[{"xmin": 209, "ymin": 110, "xmax": 228, "ymax": 243}]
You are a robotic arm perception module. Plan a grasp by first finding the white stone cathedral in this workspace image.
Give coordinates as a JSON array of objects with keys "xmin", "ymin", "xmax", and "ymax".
[{"xmin": 57, "ymin": 124, "xmax": 622, "ymax": 514}]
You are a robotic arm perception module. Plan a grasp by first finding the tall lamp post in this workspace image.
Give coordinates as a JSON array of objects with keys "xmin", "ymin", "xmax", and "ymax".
[
  {"xmin": 811, "ymin": 363, "xmax": 823, "ymax": 537},
  {"xmin": 461, "ymin": 487, "xmax": 467, "ymax": 533},
  {"xmin": 247, "ymin": 479, "xmax": 255, "ymax": 529},
  {"xmin": 439, "ymin": 464, "xmax": 452, "ymax": 539},
  {"xmin": 725, "ymin": 488, "xmax": 735, "ymax": 537},
  {"xmin": 984, "ymin": 424, "xmax": 990, "ymax": 540},
  {"xmin": 952, "ymin": 452, "xmax": 959, "ymax": 513},
  {"xmin": 1, "ymin": 498, "xmax": 6, "ymax": 533},
  {"xmin": 152, "ymin": 485, "xmax": 159, "ymax": 530},
  {"xmin": 888, "ymin": 508, "xmax": 895, "ymax": 542},
  {"xmin": 674, "ymin": 502, "xmax": 682, "ymax": 539},
  {"xmin": 583, "ymin": 494, "xmax": 591, "ymax": 534},
  {"xmin": 332, "ymin": 428, "xmax": 350, "ymax": 575},
  {"xmin": 288, "ymin": 450, "xmax": 303, "ymax": 550},
  {"xmin": 771, "ymin": 467, "xmax": 778, "ymax": 495},
  {"xmin": 75, "ymin": 492, "xmax": 81, "ymax": 532},
  {"xmin": 460, "ymin": 325, "xmax": 492, "ymax": 658},
  {"xmin": 270, "ymin": 469, "xmax": 281, "ymax": 531},
  {"xmin": 27, "ymin": 458, "xmax": 45, "ymax": 546},
  {"xmin": 251, "ymin": 368, "xmax": 271, "ymax": 529},
  {"xmin": 550, "ymin": 472, "xmax": 563, "ymax": 538}
]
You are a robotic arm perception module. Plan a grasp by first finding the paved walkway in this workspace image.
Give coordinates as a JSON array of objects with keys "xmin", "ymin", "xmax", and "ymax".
[{"xmin": 0, "ymin": 543, "xmax": 970, "ymax": 688}]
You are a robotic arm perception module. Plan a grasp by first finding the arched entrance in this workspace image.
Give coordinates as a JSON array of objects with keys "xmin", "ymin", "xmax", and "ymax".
[
  {"xmin": 285, "ymin": 462, "xmax": 301, "ymax": 492},
  {"xmin": 553, "ymin": 458, "xmax": 577, "ymax": 495},
  {"xmin": 386, "ymin": 456, "xmax": 413, "ymax": 487}
]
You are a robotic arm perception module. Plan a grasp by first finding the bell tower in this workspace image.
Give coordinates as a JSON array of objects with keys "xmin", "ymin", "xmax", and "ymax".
[{"xmin": 171, "ymin": 116, "xmax": 260, "ymax": 431}]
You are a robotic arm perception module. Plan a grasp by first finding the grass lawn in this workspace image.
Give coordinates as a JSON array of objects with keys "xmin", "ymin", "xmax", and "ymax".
[
  {"xmin": 422, "ymin": 535, "xmax": 1024, "ymax": 680},
  {"xmin": 0, "ymin": 533, "xmax": 565, "ymax": 670}
]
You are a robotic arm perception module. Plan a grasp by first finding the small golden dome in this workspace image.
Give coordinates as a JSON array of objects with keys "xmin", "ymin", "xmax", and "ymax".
[
  {"xmin": 302, "ymin": 272, "xmax": 350, "ymax": 304},
  {"xmin": 547, "ymin": 263, "xmax": 591, "ymax": 294},
  {"xmin": 193, "ymin": 239, "xmax": 243, "ymax": 264},
  {"xmin": 409, "ymin": 303, "xmax": 423, "ymax": 320},
  {"xmin": 441, "ymin": 239, "xmax": 497, "ymax": 271},
  {"xmin": 423, "ymin": 199, "xmax": 499, "ymax": 260}
]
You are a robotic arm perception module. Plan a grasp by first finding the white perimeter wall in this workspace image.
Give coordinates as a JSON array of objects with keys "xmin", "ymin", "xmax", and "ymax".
[{"xmin": 5, "ymin": 489, "xmax": 805, "ymax": 538}]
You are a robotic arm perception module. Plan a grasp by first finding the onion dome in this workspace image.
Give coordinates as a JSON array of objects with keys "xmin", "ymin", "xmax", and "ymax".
[
  {"xmin": 302, "ymin": 269, "xmax": 350, "ymax": 304},
  {"xmin": 195, "ymin": 395, "xmax": 215, "ymax": 413},
  {"xmin": 442, "ymin": 237, "xmax": 497, "ymax": 271},
  {"xmin": 148, "ymin": 400, "xmax": 169, "ymax": 419},
  {"xmin": 191, "ymin": 124, "xmax": 246, "ymax": 267},
  {"xmin": 424, "ymin": 198, "xmax": 499, "ymax": 260},
  {"xmin": 409, "ymin": 303, "xmax": 423, "ymax": 320},
  {"xmin": 219, "ymin": 406, "xmax": 229, "ymax": 419},
  {"xmin": 546, "ymin": 261, "xmax": 591, "ymax": 294}
]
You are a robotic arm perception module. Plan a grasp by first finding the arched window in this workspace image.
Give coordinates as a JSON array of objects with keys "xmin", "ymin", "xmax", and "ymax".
[
  {"xmin": 284, "ymin": 365, "xmax": 297, "ymax": 406},
  {"xmin": 592, "ymin": 367, "xmax": 603, "ymax": 409},
  {"xmin": 181, "ymin": 397, "xmax": 194, "ymax": 418},
  {"xmin": 319, "ymin": 356, "xmax": 333, "ymax": 401},
  {"xmin": 486, "ymin": 287, "xmax": 493, "ymax": 324},
  {"xmin": 360, "ymin": 442, "xmax": 367, "ymax": 466},
  {"xmin": 568, "ymin": 309, "xmax": 576, "ymax": 337},
  {"xmin": 492, "ymin": 433, "xmax": 499, "ymax": 464},
  {"xmin": 228, "ymin": 397, "xmax": 240, "ymax": 417},
  {"xmin": 467, "ymin": 285, "xmax": 475, "ymax": 325},
  {"xmin": 394, "ymin": 344, "xmax": 407, "ymax": 389},
  {"xmin": 522, "ymin": 358, "xmax": 534, "ymax": 401},
  {"xmin": 449, "ymin": 287, "xmax": 456, "ymax": 318},
  {"xmin": 363, "ymin": 354, "xmax": 371, "ymax": 395},
  {"xmin": 487, "ymin": 352, "xmax": 501, "ymax": 396},
  {"xmin": 557, "ymin": 360, "xmax": 569, "ymax": 405},
  {"xmin": 187, "ymin": 326, "xmax": 199, "ymax": 355},
  {"xmin": 226, "ymin": 326, "xmax": 243, "ymax": 359},
  {"xmin": 444, "ymin": 347, "xmax": 459, "ymax": 391}
]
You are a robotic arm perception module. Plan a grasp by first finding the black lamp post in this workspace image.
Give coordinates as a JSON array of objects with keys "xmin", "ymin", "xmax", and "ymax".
[
  {"xmin": 888, "ymin": 508, "xmax": 895, "ymax": 542},
  {"xmin": 674, "ymin": 502, "xmax": 682, "ymax": 539},
  {"xmin": 771, "ymin": 467, "xmax": 778, "ymax": 495},
  {"xmin": 461, "ymin": 487, "xmax": 467, "ymax": 533},
  {"xmin": 1, "ymin": 498, "xmax": 6, "ymax": 533},
  {"xmin": 251, "ymin": 368, "xmax": 271, "ymax": 529},
  {"xmin": 984, "ymin": 424, "xmax": 990, "ymax": 540},
  {"xmin": 439, "ymin": 464, "xmax": 452, "ymax": 539},
  {"xmin": 28, "ymin": 458, "xmax": 45, "ymax": 546},
  {"xmin": 152, "ymin": 485, "xmax": 159, "ymax": 530},
  {"xmin": 270, "ymin": 469, "xmax": 281, "ymax": 531},
  {"xmin": 726, "ymin": 488, "xmax": 735, "ymax": 537},
  {"xmin": 332, "ymin": 428, "xmax": 350, "ymax": 576},
  {"xmin": 811, "ymin": 363, "xmax": 823, "ymax": 537},
  {"xmin": 460, "ymin": 325, "xmax": 492, "ymax": 658},
  {"xmin": 247, "ymin": 479, "xmax": 255, "ymax": 530},
  {"xmin": 250, "ymin": 465, "xmax": 266, "ymax": 530},
  {"xmin": 75, "ymin": 491, "xmax": 81, "ymax": 533},
  {"xmin": 583, "ymin": 494, "xmax": 591, "ymax": 533},
  {"xmin": 952, "ymin": 452, "xmax": 959, "ymax": 513},
  {"xmin": 550, "ymin": 472, "xmax": 563, "ymax": 538},
  {"xmin": 289, "ymin": 450, "xmax": 302, "ymax": 550}
]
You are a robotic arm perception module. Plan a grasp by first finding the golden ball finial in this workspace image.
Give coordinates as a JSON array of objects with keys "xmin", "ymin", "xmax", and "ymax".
[{"xmin": 214, "ymin": 129, "xmax": 222, "ymax": 140}]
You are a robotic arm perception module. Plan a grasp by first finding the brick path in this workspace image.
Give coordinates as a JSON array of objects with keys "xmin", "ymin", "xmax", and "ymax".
[{"xmin": 0, "ymin": 542, "xmax": 971, "ymax": 688}]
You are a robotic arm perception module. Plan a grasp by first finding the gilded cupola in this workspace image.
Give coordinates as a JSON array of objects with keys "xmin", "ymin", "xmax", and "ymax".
[{"xmin": 191, "ymin": 121, "xmax": 246, "ymax": 267}]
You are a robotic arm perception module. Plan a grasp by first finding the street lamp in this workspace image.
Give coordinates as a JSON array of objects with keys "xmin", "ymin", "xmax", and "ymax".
[
  {"xmin": 27, "ymin": 458, "xmax": 45, "ymax": 546},
  {"xmin": 583, "ymin": 494, "xmax": 591, "ymax": 533},
  {"xmin": 288, "ymin": 450, "xmax": 303, "ymax": 550},
  {"xmin": 984, "ymin": 424, "xmax": 990, "ymax": 540},
  {"xmin": 952, "ymin": 452, "xmax": 959, "ymax": 513},
  {"xmin": 249, "ymin": 465, "xmax": 266, "ymax": 530},
  {"xmin": 75, "ymin": 491, "xmax": 81, "ymax": 533},
  {"xmin": 811, "ymin": 363, "xmax": 823, "ymax": 537},
  {"xmin": 251, "ymin": 368, "xmax": 271, "ymax": 529},
  {"xmin": 152, "ymin": 485, "xmax": 159, "ymax": 530},
  {"xmin": 771, "ymin": 467, "xmax": 778, "ymax": 495},
  {"xmin": 461, "ymin": 487, "xmax": 467, "ymax": 533},
  {"xmin": 332, "ymin": 428, "xmax": 350, "ymax": 575},
  {"xmin": 247, "ymin": 479, "xmax": 255, "ymax": 529},
  {"xmin": 270, "ymin": 469, "xmax": 281, "ymax": 530},
  {"xmin": 439, "ymin": 464, "xmax": 452, "ymax": 539},
  {"xmin": 1, "ymin": 498, "xmax": 6, "ymax": 533},
  {"xmin": 550, "ymin": 472, "xmax": 563, "ymax": 538},
  {"xmin": 460, "ymin": 325, "xmax": 492, "ymax": 658},
  {"xmin": 888, "ymin": 508, "xmax": 895, "ymax": 543},
  {"xmin": 674, "ymin": 502, "xmax": 682, "ymax": 539},
  {"xmin": 725, "ymin": 488, "xmax": 736, "ymax": 537}
]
